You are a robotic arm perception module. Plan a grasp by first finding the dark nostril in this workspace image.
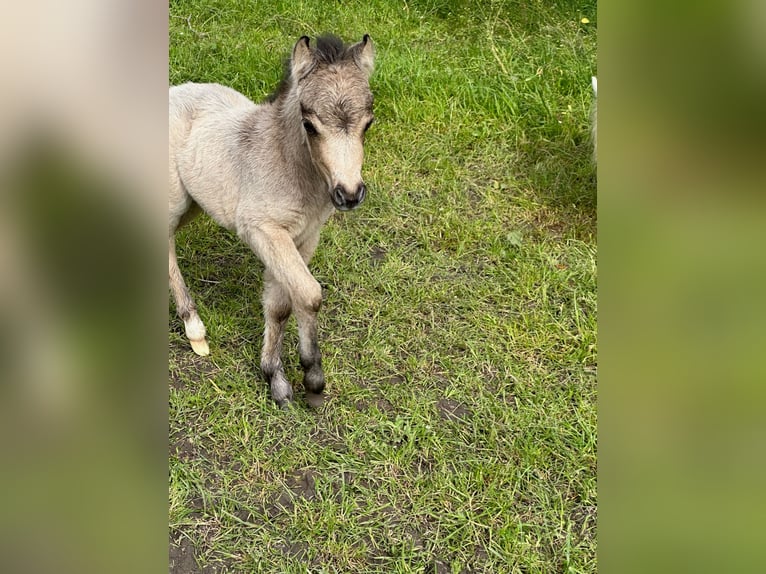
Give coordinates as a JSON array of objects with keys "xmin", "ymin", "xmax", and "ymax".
[
  {"xmin": 357, "ymin": 183, "xmax": 366, "ymax": 203},
  {"xmin": 333, "ymin": 185, "xmax": 346, "ymax": 206}
]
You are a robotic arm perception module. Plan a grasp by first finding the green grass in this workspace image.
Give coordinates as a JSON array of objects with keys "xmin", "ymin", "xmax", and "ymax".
[{"xmin": 170, "ymin": 1, "xmax": 597, "ymax": 572}]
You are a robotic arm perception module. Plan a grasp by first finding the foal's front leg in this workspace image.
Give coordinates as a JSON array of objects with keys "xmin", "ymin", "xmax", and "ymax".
[
  {"xmin": 245, "ymin": 226, "xmax": 325, "ymax": 407},
  {"xmin": 260, "ymin": 271, "xmax": 293, "ymax": 406},
  {"xmin": 296, "ymin": 234, "xmax": 325, "ymax": 400}
]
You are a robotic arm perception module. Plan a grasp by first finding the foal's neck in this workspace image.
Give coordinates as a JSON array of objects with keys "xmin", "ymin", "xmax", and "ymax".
[
  {"xmin": 264, "ymin": 87, "xmax": 329, "ymax": 211},
  {"xmin": 273, "ymin": 91, "xmax": 314, "ymax": 175}
]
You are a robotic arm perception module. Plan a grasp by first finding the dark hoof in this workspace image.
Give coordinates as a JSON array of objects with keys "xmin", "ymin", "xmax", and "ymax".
[
  {"xmin": 305, "ymin": 392, "xmax": 325, "ymax": 409},
  {"xmin": 303, "ymin": 367, "xmax": 325, "ymax": 395},
  {"xmin": 276, "ymin": 398, "xmax": 294, "ymax": 411}
]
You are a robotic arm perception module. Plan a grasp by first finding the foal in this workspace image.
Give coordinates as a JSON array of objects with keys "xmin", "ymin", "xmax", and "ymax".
[{"xmin": 169, "ymin": 35, "xmax": 375, "ymax": 407}]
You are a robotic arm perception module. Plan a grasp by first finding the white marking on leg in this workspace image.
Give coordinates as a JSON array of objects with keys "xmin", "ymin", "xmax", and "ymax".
[{"xmin": 184, "ymin": 314, "xmax": 209, "ymax": 356}]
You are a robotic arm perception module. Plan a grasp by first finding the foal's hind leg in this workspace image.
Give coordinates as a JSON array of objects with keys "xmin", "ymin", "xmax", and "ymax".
[
  {"xmin": 169, "ymin": 235, "xmax": 209, "ymax": 356},
  {"xmin": 169, "ymin": 175, "xmax": 209, "ymax": 356}
]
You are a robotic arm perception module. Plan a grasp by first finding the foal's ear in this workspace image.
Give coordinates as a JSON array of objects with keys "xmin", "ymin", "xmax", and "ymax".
[
  {"xmin": 291, "ymin": 36, "xmax": 315, "ymax": 81},
  {"xmin": 350, "ymin": 34, "xmax": 375, "ymax": 77}
]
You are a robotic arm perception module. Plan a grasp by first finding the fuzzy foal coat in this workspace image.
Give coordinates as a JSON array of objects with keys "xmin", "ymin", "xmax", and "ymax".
[{"xmin": 168, "ymin": 35, "xmax": 375, "ymax": 406}]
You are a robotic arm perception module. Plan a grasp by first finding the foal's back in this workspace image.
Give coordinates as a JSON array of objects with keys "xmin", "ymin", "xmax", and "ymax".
[
  {"xmin": 170, "ymin": 82, "xmax": 253, "ymax": 129},
  {"xmin": 169, "ymin": 82, "xmax": 265, "ymax": 231}
]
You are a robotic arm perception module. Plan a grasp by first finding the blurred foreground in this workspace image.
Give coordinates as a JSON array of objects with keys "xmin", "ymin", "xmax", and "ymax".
[
  {"xmin": 0, "ymin": 2, "xmax": 167, "ymax": 573},
  {"xmin": 601, "ymin": 1, "xmax": 766, "ymax": 572}
]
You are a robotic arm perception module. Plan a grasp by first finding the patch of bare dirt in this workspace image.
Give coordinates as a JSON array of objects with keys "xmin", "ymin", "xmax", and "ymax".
[
  {"xmin": 170, "ymin": 434, "xmax": 198, "ymax": 462},
  {"xmin": 286, "ymin": 469, "xmax": 317, "ymax": 500},
  {"xmin": 374, "ymin": 397, "xmax": 394, "ymax": 413},
  {"xmin": 169, "ymin": 341, "xmax": 220, "ymax": 390},
  {"xmin": 275, "ymin": 540, "xmax": 309, "ymax": 561},
  {"xmin": 436, "ymin": 397, "xmax": 473, "ymax": 422},
  {"xmin": 369, "ymin": 245, "xmax": 387, "ymax": 265},
  {"xmin": 169, "ymin": 432, "xmax": 225, "ymax": 467},
  {"xmin": 169, "ymin": 534, "xmax": 226, "ymax": 574},
  {"xmin": 328, "ymin": 470, "xmax": 375, "ymax": 502},
  {"xmin": 412, "ymin": 454, "xmax": 436, "ymax": 476},
  {"xmin": 266, "ymin": 469, "xmax": 317, "ymax": 518},
  {"xmin": 570, "ymin": 503, "xmax": 597, "ymax": 543},
  {"xmin": 310, "ymin": 426, "xmax": 347, "ymax": 452},
  {"xmin": 381, "ymin": 374, "xmax": 405, "ymax": 386},
  {"xmin": 169, "ymin": 536, "xmax": 200, "ymax": 574}
]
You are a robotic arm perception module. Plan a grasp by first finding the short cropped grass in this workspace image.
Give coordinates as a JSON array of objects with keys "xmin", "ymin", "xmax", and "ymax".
[{"xmin": 169, "ymin": 1, "xmax": 597, "ymax": 572}]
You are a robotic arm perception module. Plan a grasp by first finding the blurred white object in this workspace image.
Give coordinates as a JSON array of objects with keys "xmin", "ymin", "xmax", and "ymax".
[{"xmin": 591, "ymin": 76, "xmax": 598, "ymax": 163}]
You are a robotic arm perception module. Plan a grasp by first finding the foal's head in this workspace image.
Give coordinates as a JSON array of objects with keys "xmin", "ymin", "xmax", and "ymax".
[{"xmin": 289, "ymin": 35, "xmax": 375, "ymax": 211}]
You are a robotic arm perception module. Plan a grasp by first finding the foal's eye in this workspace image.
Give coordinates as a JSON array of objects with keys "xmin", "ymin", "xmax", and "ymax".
[
  {"xmin": 302, "ymin": 120, "xmax": 318, "ymax": 136},
  {"xmin": 363, "ymin": 118, "xmax": 374, "ymax": 133}
]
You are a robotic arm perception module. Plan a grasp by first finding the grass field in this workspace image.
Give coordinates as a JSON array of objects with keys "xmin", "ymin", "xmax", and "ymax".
[{"xmin": 169, "ymin": 1, "xmax": 597, "ymax": 572}]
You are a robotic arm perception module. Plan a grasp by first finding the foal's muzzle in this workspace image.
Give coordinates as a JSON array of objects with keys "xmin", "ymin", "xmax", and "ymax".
[{"xmin": 331, "ymin": 183, "xmax": 366, "ymax": 211}]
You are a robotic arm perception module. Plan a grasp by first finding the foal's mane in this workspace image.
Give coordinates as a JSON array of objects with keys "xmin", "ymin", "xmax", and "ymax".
[{"xmin": 266, "ymin": 34, "xmax": 355, "ymax": 104}]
